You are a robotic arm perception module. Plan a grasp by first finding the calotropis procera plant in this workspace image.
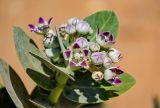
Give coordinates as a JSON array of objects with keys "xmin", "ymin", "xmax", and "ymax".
[{"xmin": 0, "ymin": 10, "xmax": 136, "ymax": 108}]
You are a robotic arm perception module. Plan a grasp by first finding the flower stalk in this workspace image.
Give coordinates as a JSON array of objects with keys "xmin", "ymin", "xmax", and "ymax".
[
  {"xmin": 49, "ymin": 26, "xmax": 69, "ymax": 105},
  {"xmin": 49, "ymin": 72, "xmax": 68, "ymax": 105}
]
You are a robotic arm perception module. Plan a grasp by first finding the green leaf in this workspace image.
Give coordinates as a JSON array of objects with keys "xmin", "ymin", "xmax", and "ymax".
[
  {"xmin": 84, "ymin": 10, "xmax": 119, "ymax": 41},
  {"xmin": 101, "ymin": 72, "xmax": 136, "ymax": 94},
  {"xmin": 0, "ymin": 84, "xmax": 16, "ymax": 107},
  {"xmin": 30, "ymin": 86, "xmax": 52, "ymax": 108},
  {"xmin": 26, "ymin": 69, "xmax": 56, "ymax": 91},
  {"xmin": 0, "ymin": 59, "xmax": 37, "ymax": 108},
  {"xmin": 30, "ymin": 86, "xmax": 84, "ymax": 108},
  {"xmin": 63, "ymin": 72, "xmax": 135, "ymax": 104},
  {"xmin": 30, "ymin": 52, "xmax": 75, "ymax": 81},
  {"xmin": 13, "ymin": 26, "xmax": 47, "ymax": 76}
]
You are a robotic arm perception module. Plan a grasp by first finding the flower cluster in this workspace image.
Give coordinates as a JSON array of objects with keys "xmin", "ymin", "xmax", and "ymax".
[{"xmin": 29, "ymin": 17, "xmax": 124, "ymax": 85}]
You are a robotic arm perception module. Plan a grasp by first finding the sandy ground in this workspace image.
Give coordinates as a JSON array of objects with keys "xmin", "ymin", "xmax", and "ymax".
[{"xmin": 0, "ymin": 0, "xmax": 160, "ymax": 108}]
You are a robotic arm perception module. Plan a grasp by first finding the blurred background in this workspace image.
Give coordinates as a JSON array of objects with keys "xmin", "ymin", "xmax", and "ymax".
[{"xmin": 0, "ymin": 0, "xmax": 160, "ymax": 108}]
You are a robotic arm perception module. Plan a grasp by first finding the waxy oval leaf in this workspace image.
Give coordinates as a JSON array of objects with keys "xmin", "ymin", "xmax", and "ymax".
[
  {"xmin": 14, "ymin": 26, "xmax": 47, "ymax": 76},
  {"xmin": 30, "ymin": 52, "xmax": 75, "ymax": 81},
  {"xmin": 26, "ymin": 68, "xmax": 56, "ymax": 91},
  {"xmin": 0, "ymin": 59, "xmax": 37, "ymax": 108},
  {"xmin": 63, "ymin": 72, "xmax": 135, "ymax": 104}
]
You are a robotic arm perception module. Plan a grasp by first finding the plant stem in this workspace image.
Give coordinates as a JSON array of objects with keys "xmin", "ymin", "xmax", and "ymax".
[
  {"xmin": 49, "ymin": 26, "xmax": 69, "ymax": 106},
  {"xmin": 49, "ymin": 72, "xmax": 68, "ymax": 105}
]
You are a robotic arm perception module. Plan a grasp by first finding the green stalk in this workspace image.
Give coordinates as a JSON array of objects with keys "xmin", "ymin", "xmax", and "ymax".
[
  {"xmin": 49, "ymin": 73, "xmax": 68, "ymax": 105},
  {"xmin": 49, "ymin": 26, "xmax": 69, "ymax": 105}
]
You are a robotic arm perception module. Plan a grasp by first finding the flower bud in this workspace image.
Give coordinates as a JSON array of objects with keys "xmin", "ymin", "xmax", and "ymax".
[
  {"xmin": 43, "ymin": 31, "xmax": 56, "ymax": 48},
  {"xmin": 89, "ymin": 28, "xmax": 93, "ymax": 35},
  {"xmin": 104, "ymin": 67, "xmax": 123, "ymax": 85},
  {"xmin": 44, "ymin": 48, "xmax": 54, "ymax": 58},
  {"xmin": 91, "ymin": 52, "xmax": 106, "ymax": 65},
  {"xmin": 44, "ymin": 48, "xmax": 60, "ymax": 59},
  {"xmin": 65, "ymin": 24, "xmax": 76, "ymax": 34},
  {"xmin": 108, "ymin": 48, "xmax": 122, "ymax": 63},
  {"xmin": 89, "ymin": 42, "xmax": 100, "ymax": 52},
  {"xmin": 68, "ymin": 17, "xmax": 82, "ymax": 25},
  {"xmin": 104, "ymin": 69, "xmax": 114, "ymax": 81},
  {"xmin": 103, "ymin": 57, "xmax": 112, "ymax": 68},
  {"xmin": 96, "ymin": 26, "xmax": 115, "ymax": 48},
  {"xmin": 75, "ymin": 37, "xmax": 88, "ymax": 48},
  {"xmin": 43, "ymin": 36, "xmax": 54, "ymax": 48},
  {"xmin": 92, "ymin": 71, "xmax": 104, "ymax": 82},
  {"xmin": 76, "ymin": 21, "xmax": 90, "ymax": 35}
]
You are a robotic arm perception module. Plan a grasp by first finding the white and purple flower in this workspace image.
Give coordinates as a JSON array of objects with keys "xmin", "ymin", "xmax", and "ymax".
[
  {"xmin": 104, "ymin": 67, "xmax": 123, "ymax": 85},
  {"xmin": 64, "ymin": 37, "xmax": 90, "ymax": 69},
  {"xmin": 76, "ymin": 21, "xmax": 92, "ymax": 35},
  {"xmin": 108, "ymin": 48, "xmax": 122, "ymax": 63},
  {"xmin": 103, "ymin": 57, "xmax": 112, "ymax": 68},
  {"xmin": 75, "ymin": 37, "xmax": 88, "ymax": 48},
  {"xmin": 96, "ymin": 26, "xmax": 115, "ymax": 48},
  {"xmin": 68, "ymin": 17, "xmax": 82, "ymax": 25},
  {"xmin": 65, "ymin": 24, "xmax": 76, "ymax": 34},
  {"xmin": 28, "ymin": 17, "xmax": 53, "ymax": 35},
  {"xmin": 91, "ymin": 51, "xmax": 106, "ymax": 65}
]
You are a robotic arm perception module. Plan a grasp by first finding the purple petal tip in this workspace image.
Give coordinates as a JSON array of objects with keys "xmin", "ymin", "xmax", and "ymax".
[
  {"xmin": 109, "ymin": 34, "xmax": 114, "ymax": 41},
  {"xmin": 113, "ymin": 77, "xmax": 122, "ymax": 84},
  {"xmin": 69, "ymin": 61, "xmax": 76, "ymax": 67},
  {"xmin": 48, "ymin": 17, "xmax": 53, "ymax": 25},
  {"xmin": 110, "ymin": 68, "xmax": 124, "ymax": 75},
  {"xmin": 81, "ymin": 60, "xmax": 87, "ymax": 67},
  {"xmin": 64, "ymin": 50, "xmax": 71, "ymax": 58},
  {"xmin": 83, "ymin": 49, "xmax": 89, "ymax": 56},
  {"xmin": 28, "ymin": 24, "xmax": 35, "ymax": 29},
  {"xmin": 39, "ymin": 17, "xmax": 45, "ymax": 24},
  {"xmin": 102, "ymin": 32, "xmax": 110, "ymax": 36},
  {"xmin": 28, "ymin": 24, "xmax": 37, "ymax": 32},
  {"xmin": 73, "ymin": 43, "xmax": 80, "ymax": 49}
]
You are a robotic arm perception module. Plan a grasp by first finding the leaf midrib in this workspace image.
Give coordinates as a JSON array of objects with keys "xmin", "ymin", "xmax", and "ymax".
[{"xmin": 100, "ymin": 11, "xmax": 113, "ymax": 31}]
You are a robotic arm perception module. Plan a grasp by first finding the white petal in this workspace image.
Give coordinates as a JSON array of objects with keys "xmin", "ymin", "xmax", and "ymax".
[
  {"xmin": 108, "ymin": 48, "xmax": 122, "ymax": 63},
  {"xmin": 68, "ymin": 17, "xmax": 82, "ymax": 25},
  {"xmin": 76, "ymin": 21, "xmax": 90, "ymax": 35},
  {"xmin": 103, "ymin": 57, "xmax": 112, "ymax": 68},
  {"xmin": 104, "ymin": 69, "xmax": 114, "ymax": 81},
  {"xmin": 89, "ymin": 42, "xmax": 100, "ymax": 51},
  {"xmin": 65, "ymin": 24, "xmax": 76, "ymax": 34},
  {"xmin": 91, "ymin": 52, "xmax": 106, "ymax": 65},
  {"xmin": 76, "ymin": 37, "xmax": 88, "ymax": 48}
]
